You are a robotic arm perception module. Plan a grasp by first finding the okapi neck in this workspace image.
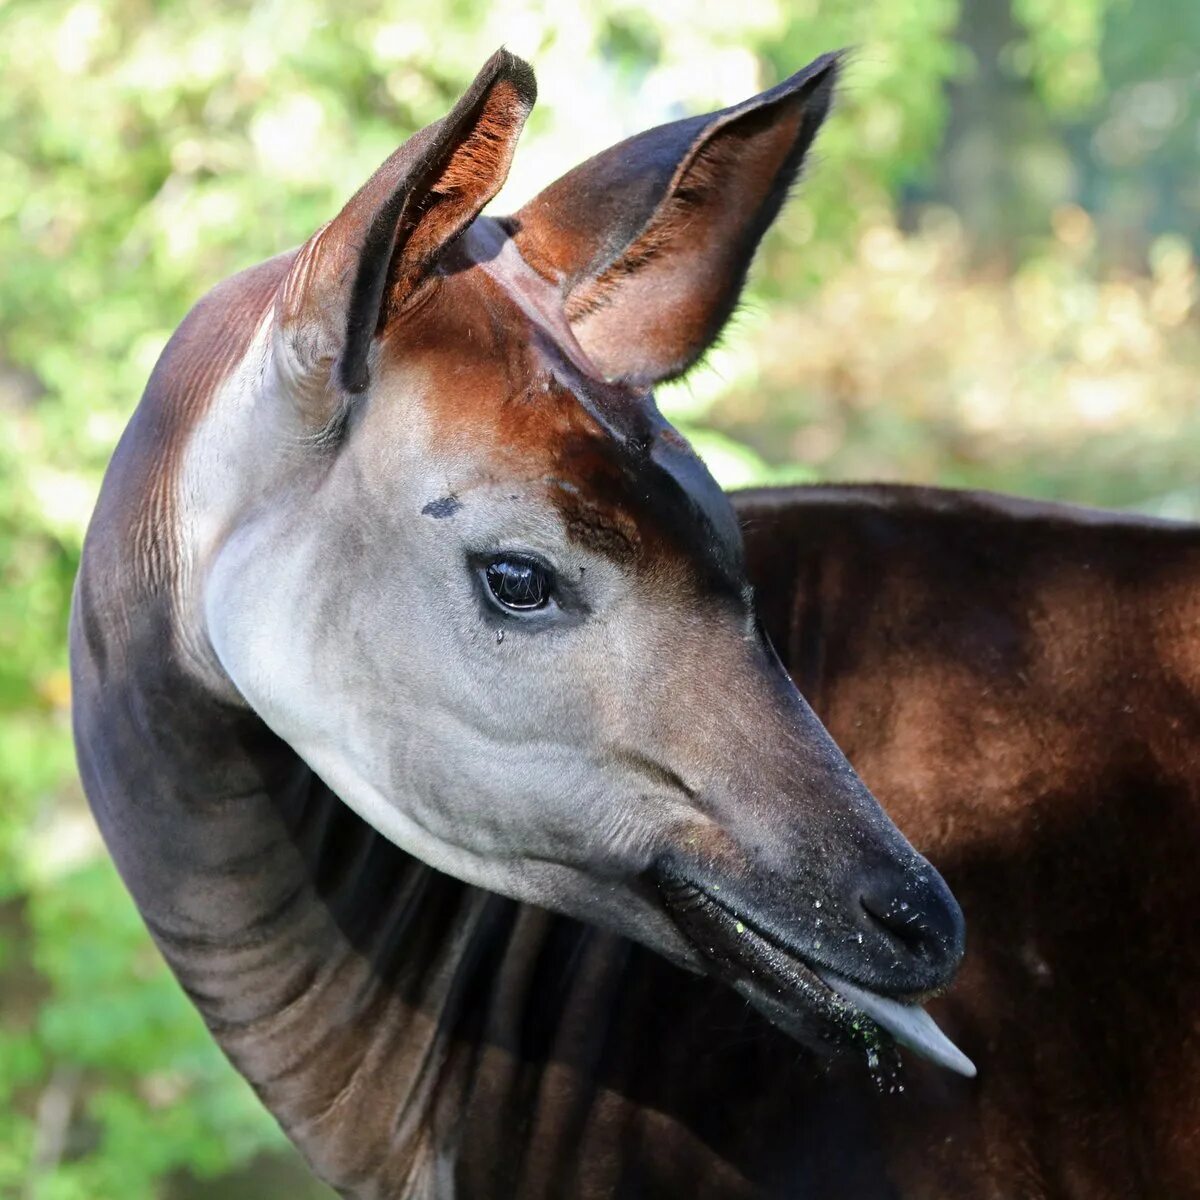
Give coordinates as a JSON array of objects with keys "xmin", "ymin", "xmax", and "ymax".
[{"xmin": 69, "ymin": 582, "xmax": 525, "ymax": 1185}]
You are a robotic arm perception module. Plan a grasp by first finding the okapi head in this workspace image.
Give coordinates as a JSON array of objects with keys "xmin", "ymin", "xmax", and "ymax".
[{"xmin": 195, "ymin": 50, "xmax": 971, "ymax": 1074}]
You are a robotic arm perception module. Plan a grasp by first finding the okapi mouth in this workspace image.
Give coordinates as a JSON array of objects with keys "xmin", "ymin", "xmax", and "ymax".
[{"xmin": 655, "ymin": 872, "xmax": 976, "ymax": 1079}]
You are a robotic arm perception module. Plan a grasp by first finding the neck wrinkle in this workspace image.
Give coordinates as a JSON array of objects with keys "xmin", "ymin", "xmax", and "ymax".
[{"xmin": 70, "ymin": 563, "xmax": 527, "ymax": 1190}]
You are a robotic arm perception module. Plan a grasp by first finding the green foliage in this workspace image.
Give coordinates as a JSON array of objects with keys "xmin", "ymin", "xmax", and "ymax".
[
  {"xmin": 1011, "ymin": 0, "xmax": 1113, "ymax": 112},
  {"xmin": 5, "ymin": 860, "xmax": 295, "ymax": 1199},
  {"xmin": 2, "ymin": 0, "xmax": 1195, "ymax": 1194}
]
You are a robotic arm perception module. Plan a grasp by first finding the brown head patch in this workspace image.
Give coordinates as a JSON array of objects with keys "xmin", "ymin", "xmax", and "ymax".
[{"xmin": 383, "ymin": 245, "xmax": 745, "ymax": 591}]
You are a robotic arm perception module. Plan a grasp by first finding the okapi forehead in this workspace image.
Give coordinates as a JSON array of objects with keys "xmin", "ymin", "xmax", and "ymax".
[{"xmin": 401, "ymin": 218, "xmax": 747, "ymax": 592}]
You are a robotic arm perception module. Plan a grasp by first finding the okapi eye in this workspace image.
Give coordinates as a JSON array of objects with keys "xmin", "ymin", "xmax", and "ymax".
[{"xmin": 484, "ymin": 557, "xmax": 550, "ymax": 612}]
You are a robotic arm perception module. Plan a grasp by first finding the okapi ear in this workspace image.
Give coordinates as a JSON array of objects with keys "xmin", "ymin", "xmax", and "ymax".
[
  {"xmin": 277, "ymin": 49, "xmax": 536, "ymax": 403},
  {"xmin": 509, "ymin": 52, "xmax": 839, "ymax": 387}
]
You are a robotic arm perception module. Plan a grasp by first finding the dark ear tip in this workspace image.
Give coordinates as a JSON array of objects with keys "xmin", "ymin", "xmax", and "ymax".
[
  {"xmin": 336, "ymin": 354, "xmax": 369, "ymax": 396},
  {"xmin": 729, "ymin": 49, "xmax": 843, "ymax": 126},
  {"xmin": 486, "ymin": 46, "xmax": 538, "ymax": 109},
  {"xmin": 783, "ymin": 48, "xmax": 846, "ymax": 97}
]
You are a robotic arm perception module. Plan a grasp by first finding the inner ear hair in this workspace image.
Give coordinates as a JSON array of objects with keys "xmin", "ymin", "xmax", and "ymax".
[
  {"xmin": 387, "ymin": 76, "xmax": 537, "ymax": 307},
  {"xmin": 335, "ymin": 50, "xmax": 536, "ymax": 395},
  {"xmin": 509, "ymin": 51, "xmax": 841, "ymax": 389},
  {"xmin": 565, "ymin": 94, "xmax": 812, "ymax": 331}
]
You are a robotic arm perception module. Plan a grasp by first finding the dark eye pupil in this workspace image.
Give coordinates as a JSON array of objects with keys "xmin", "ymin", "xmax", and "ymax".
[{"xmin": 485, "ymin": 559, "xmax": 549, "ymax": 610}]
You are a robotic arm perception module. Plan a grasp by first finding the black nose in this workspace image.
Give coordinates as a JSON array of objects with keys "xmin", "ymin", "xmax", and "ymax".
[{"xmin": 856, "ymin": 863, "xmax": 966, "ymax": 994}]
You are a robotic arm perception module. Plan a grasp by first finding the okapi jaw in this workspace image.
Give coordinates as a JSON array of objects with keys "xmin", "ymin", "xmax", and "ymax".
[{"xmin": 79, "ymin": 47, "xmax": 971, "ymax": 1086}]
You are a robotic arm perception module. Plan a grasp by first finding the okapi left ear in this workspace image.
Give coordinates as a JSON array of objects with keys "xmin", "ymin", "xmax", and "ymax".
[
  {"xmin": 277, "ymin": 49, "xmax": 536, "ymax": 403},
  {"xmin": 509, "ymin": 52, "xmax": 840, "ymax": 387}
]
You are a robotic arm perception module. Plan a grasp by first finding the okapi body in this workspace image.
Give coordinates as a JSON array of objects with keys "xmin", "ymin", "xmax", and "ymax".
[
  {"xmin": 69, "ymin": 49, "xmax": 1200, "ymax": 1199},
  {"xmin": 742, "ymin": 485, "xmax": 1200, "ymax": 1199}
]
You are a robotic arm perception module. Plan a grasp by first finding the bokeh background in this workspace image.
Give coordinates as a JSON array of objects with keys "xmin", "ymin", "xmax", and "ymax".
[{"xmin": 2, "ymin": 0, "xmax": 1197, "ymax": 1195}]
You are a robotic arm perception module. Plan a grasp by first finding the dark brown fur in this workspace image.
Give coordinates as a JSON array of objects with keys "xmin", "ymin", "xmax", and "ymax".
[
  {"xmin": 76, "ymin": 468, "xmax": 1200, "ymax": 1198},
  {"xmin": 740, "ymin": 484, "xmax": 1200, "ymax": 1197}
]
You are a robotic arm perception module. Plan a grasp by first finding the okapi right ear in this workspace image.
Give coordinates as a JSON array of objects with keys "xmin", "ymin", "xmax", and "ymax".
[
  {"xmin": 275, "ymin": 48, "xmax": 535, "ymax": 414},
  {"xmin": 509, "ymin": 53, "xmax": 840, "ymax": 388}
]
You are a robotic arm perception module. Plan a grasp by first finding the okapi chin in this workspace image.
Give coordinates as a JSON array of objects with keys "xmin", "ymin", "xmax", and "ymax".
[{"xmin": 69, "ymin": 49, "xmax": 992, "ymax": 1197}]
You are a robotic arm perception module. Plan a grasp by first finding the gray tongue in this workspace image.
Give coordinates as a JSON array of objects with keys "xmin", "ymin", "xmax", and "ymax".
[{"xmin": 819, "ymin": 972, "xmax": 977, "ymax": 1078}]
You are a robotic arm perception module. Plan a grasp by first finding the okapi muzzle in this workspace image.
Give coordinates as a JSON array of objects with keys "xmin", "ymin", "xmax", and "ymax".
[
  {"xmin": 647, "ymin": 630, "xmax": 970, "ymax": 1074},
  {"xmin": 79, "ymin": 47, "xmax": 972, "ymax": 1084}
]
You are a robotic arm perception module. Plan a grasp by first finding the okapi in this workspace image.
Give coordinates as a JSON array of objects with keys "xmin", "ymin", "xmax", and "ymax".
[{"xmin": 69, "ymin": 49, "xmax": 1200, "ymax": 1199}]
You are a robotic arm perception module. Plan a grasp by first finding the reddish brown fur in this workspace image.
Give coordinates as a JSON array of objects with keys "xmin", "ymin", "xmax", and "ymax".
[
  {"xmin": 563, "ymin": 98, "xmax": 807, "ymax": 365},
  {"xmin": 373, "ymin": 260, "xmax": 704, "ymax": 570},
  {"xmin": 512, "ymin": 53, "xmax": 839, "ymax": 385},
  {"xmin": 386, "ymin": 77, "xmax": 536, "ymax": 307},
  {"xmin": 741, "ymin": 485, "xmax": 1200, "ymax": 1197},
  {"xmin": 125, "ymin": 253, "xmax": 291, "ymax": 596}
]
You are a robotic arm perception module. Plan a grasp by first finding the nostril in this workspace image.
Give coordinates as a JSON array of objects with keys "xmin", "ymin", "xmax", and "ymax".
[
  {"xmin": 859, "ymin": 892, "xmax": 929, "ymax": 954},
  {"xmin": 856, "ymin": 865, "xmax": 966, "ymax": 981}
]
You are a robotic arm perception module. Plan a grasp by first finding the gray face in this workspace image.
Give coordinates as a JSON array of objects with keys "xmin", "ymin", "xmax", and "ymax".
[
  {"xmin": 200, "ymin": 309, "xmax": 752, "ymax": 962},
  {"xmin": 190, "ymin": 44, "xmax": 971, "ymax": 1074},
  {"xmin": 194, "ymin": 260, "xmax": 967, "ymax": 1084}
]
